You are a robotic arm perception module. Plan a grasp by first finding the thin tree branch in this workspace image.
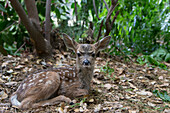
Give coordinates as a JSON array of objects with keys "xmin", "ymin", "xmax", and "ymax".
[
  {"xmin": 105, "ymin": 10, "xmax": 119, "ymax": 36},
  {"xmin": 74, "ymin": 0, "xmax": 78, "ymax": 22},
  {"xmin": 103, "ymin": 0, "xmax": 109, "ymax": 11},
  {"xmin": 9, "ymin": 0, "xmax": 36, "ymax": 36},
  {"xmin": 105, "ymin": 1, "xmax": 119, "ymax": 36},
  {"xmin": 106, "ymin": 3, "xmax": 119, "ymax": 22},
  {"xmin": 14, "ymin": 42, "xmax": 26, "ymax": 55},
  {"xmin": 93, "ymin": 0, "xmax": 100, "ymax": 20},
  {"xmin": 105, "ymin": 21, "xmax": 111, "ymax": 36},
  {"xmin": 45, "ymin": 0, "xmax": 51, "ymax": 41},
  {"xmin": 97, "ymin": 20, "xmax": 104, "ymax": 42},
  {"xmin": 111, "ymin": 10, "xmax": 119, "ymax": 27},
  {"xmin": 0, "ymin": 21, "xmax": 16, "ymax": 34}
]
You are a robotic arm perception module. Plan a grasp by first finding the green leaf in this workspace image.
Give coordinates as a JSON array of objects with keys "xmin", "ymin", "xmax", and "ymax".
[
  {"xmin": 147, "ymin": 56, "xmax": 159, "ymax": 66},
  {"xmin": 151, "ymin": 48, "xmax": 168, "ymax": 61},
  {"xmin": 0, "ymin": 21, "xmax": 14, "ymax": 32},
  {"xmin": 97, "ymin": 16, "xmax": 105, "ymax": 24},
  {"xmin": 71, "ymin": 3, "xmax": 75, "ymax": 9},
  {"xmin": 165, "ymin": 53, "xmax": 170, "ymax": 62},
  {"xmin": 55, "ymin": 8, "xmax": 60, "ymax": 18},
  {"xmin": 2, "ymin": 33, "xmax": 14, "ymax": 45},
  {"xmin": 0, "ymin": 4, "xmax": 6, "ymax": 12}
]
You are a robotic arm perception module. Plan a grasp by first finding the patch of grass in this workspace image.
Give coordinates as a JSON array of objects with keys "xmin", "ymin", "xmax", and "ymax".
[
  {"xmin": 153, "ymin": 90, "xmax": 170, "ymax": 102},
  {"xmin": 137, "ymin": 55, "xmax": 168, "ymax": 70},
  {"xmin": 155, "ymin": 105, "xmax": 169, "ymax": 112},
  {"xmin": 100, "ymin": 62, "xmax": 115, "ymax": 81},
  {"xmin": 125, "ymin": 88, "xmax": 134, "ymax": 91},
  {"xmin": 70, "ymin": 97, "xmax": 87, "ymax": 108},
  {"xmin": 70, "ymin": 103, "xmax": 80, "ymax": 108}
]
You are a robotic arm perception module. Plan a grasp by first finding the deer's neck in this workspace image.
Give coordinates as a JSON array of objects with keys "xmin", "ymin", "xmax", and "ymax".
[{"xmin": 76, "ymin": 66, "xmax": 94, "ymax": 91}]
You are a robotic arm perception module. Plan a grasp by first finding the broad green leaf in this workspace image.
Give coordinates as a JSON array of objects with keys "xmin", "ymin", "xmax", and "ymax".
[
  {"xmin": 147, "ymin": 56, "xmax": 159, "ymax": 66},
  {"xmin": 165, "ymin": 53, "xmax": 170, "ymax": 62},
  {"xmin": 55, "ymin": 8, "xmax": 60, "ymax": 18},
  {"xmin": 71, "ymin": 3, "xmax": 75, "ymax": 9}
]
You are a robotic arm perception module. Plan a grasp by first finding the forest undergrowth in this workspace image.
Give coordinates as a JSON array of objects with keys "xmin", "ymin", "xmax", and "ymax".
[{"xmin": 0, "ymin": 50, "xmax": 169, "ymax": 113}]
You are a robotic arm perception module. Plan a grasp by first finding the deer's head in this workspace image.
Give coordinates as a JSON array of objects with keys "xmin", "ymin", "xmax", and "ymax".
[{"xmin": 63, "ymin": 34, "xmax": 111, "ymax": 70}]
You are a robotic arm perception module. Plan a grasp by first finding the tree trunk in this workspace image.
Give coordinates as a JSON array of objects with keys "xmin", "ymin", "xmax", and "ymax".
[{"xmin": 9, "ymin": 0, "xmax": 52, "ymax": 59}]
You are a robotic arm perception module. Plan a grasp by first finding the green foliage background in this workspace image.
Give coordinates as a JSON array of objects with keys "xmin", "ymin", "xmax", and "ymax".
[{"xmin": 0, "ymin": 0, "xmax": 169, "ymax": 63}]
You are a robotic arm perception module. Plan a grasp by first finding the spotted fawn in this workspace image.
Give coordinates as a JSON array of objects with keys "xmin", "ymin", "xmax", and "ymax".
[{"xmin": 10, "ymin": 33, "xmax": 111, "ymax": 109}]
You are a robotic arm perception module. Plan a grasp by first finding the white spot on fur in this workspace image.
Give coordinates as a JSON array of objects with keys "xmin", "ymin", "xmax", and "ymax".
[
  {"xmin": 42, "ymin": 74, "xmax": 46, "ymax": 76},
  {"xmin": 45, "ymin": 80, "xmax": 52, "ymax": 85},
  {"xmin": 39, "ymin": 79, "xmax": 43, "ymax": 82},
  {"xmin": 28, "ymin": 82, "xmax": 34, "ymax": 86}
]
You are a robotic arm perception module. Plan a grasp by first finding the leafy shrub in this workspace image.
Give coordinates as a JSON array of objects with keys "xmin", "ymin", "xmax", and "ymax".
[
  {"xmin": 137, "ymin": 48, "xmax": 169, "ymax": 69},
  {"xmin": 150, "ymin": 48, "xmax": 170, "ymax": 62}
]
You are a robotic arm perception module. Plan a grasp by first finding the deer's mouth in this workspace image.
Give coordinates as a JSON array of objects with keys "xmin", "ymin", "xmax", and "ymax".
[{"xmin": 82, "ymin": 64, "xmax": 91, "ymax": 68}]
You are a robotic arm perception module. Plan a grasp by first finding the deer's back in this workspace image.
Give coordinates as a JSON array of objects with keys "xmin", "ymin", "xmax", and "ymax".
[{"xmin": 15, "ymin": 66, "xmax": 80, "ymax": 101}]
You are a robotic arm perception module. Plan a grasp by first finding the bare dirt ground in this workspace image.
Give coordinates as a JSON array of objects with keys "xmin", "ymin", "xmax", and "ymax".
[{"xmin": 0, "ymin": 51, "xmax": 169, "ymax": 113}]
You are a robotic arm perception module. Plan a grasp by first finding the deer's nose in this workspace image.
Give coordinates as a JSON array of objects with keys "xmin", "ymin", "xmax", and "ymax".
[{"xmin": 83, "ymin": 59, "xmax": 90, "ymax": 65}]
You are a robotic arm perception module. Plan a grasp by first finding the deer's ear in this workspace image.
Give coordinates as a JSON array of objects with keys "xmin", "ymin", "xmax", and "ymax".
[
  {"xmin": 94, "ymin": 36, "xmax": 111, "ymax": 53},
  {"xmin": 63, "ymin": 33, "xmax": 78, "ymax": 52}
]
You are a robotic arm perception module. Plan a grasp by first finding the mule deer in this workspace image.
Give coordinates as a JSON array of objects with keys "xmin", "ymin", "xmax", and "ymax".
[{"xmin": 10, "ymin": 34, "xmax": 111, "ymax": 109}]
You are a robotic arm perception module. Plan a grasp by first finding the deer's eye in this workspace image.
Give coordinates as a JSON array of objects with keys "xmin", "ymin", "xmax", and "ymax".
[
  {"xmin": 92, "ymin": 53, "xmax": 95, "ymax": 57},
  {"xmin": 77, "ymin": 53, "xmax": 81, "ymax": 57}
]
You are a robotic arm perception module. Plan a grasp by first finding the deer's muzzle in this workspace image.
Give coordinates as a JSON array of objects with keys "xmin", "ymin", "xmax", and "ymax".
[{"xmin": 82, "ymin": 59, "xmax": 91, "ymax": 66}]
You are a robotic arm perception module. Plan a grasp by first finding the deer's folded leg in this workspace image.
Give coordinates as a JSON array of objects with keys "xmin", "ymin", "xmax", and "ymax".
[{"xmin": 32, "ymin": 95, "xmax": 71, "ymax": 108}]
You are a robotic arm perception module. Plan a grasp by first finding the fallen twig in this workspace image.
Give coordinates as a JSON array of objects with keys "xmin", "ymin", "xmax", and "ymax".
[{"xmin": 14, "ymin": 42, "xmax": 26, "ymax": 55}]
